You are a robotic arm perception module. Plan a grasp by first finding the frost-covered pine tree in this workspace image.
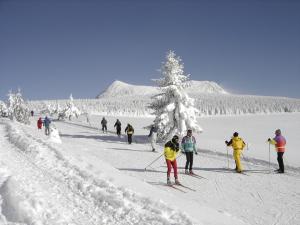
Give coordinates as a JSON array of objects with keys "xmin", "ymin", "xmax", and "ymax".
[
  {"xmin": 6, "ymin": 89, "xmax": 30, "ymax": 124},
  {"xmin": 59, "ymin": 94, "xmax": 81, "ymax": 120},
  {"xmin": 149, "ymin": 50, "xmax": 203, "ymax": 141},
  {"xmin": 0, "ymin": 101, "xmax": 8, "ymax": 117}
]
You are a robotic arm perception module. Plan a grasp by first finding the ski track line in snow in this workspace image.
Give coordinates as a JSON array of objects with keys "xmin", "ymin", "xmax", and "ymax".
[
  {"xmin": 53, "ymin": 119, "xmax": 300, "ymax": 225},
  {"xmin": 0, "ymin": 125, "xmax": 89, "ymax": 225},
  {"xmin": 0, "ymin": 120, "xmax": 195, "ymax": 225}
]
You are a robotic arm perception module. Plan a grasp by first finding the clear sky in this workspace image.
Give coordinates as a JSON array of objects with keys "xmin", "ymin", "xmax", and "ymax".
[{"xmin": 0, "ymin": 0, "xmax": 299, "ymax": 100}]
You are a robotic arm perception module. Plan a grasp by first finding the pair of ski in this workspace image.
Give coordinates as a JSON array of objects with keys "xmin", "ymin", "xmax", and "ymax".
[
  {"xmin": 181, "ymin": 172, "xmax": 207, "ymax": 180},
  {"xmin": 166, "ymin": 183, "xmax": 196, "ymax": 193}
]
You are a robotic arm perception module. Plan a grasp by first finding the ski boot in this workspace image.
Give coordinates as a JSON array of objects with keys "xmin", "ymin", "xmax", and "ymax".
[
  {"xmin": 167, "ymin": 177, "xmax": 172, "ymax": 185},
  {"xmin": 175, "ymin": 178, "xmax": 181, "ymax": 185}
]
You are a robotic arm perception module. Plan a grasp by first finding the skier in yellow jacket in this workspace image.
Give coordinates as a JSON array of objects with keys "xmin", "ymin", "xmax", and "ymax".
[
  {"xmin": 225, "ymin": 132, "xmax": 246, "ymax": 173},
  {"xmin": 164, "ymin": 135, "xmax": 180, "ymax": 185}
]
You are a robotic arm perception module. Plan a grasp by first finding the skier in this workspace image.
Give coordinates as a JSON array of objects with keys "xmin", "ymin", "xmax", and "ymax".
[
  {"xmin": 114, "ymin": 119, "xmax": 122, "ymax": 137},
  {"xmin": 148, "ymin": 125, "xmax": 158, "ymax": 152},
  {"xmin": 268, "ymin": 129, "xmax": 286, "ymax": 173},
  {"xmin": 30, "ymin": 110, "xmax": 34, "ymax": 117},
  {"xmin": 225, "ymin": 132, "xmax": 246, "ymax": 173},
  {"xmin": 181, "ymin": 129, "xmax": 198, "ymax": 174},
  {"xmin": 44, "ymin": 116, "xmax": 51, "ymax": 135},
  {"xmin": 101, "ymin": 117, "xmax": 107, "ymax": 133},
  {"xmin": 124, "ymin": 124, "xmax": 134, "ymax": 144},
  {"xmin": 37, "ymin": 117, "xmax": 43, "ymax": 130},
  {"xmin": 164, "ymin": 135, "xmax": 180, "ymax": 185}
]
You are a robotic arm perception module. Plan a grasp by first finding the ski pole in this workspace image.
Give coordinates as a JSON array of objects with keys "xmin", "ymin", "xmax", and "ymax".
[
  {"xmin": 144, "ymin": 153, "xmax": 164, "ymax": 171},
  {"xmin": 268, "ymin": 142, "xmax": 271, "ymax": 171},
  {"xmin": 176, "ymin": 152, "xmax": 184, "ymax": 160},
  {"xmin": 241, "ymin": 152, "xmax": 250, "ymax": 170},
  {"xmin": 226, "ymin": 146, "xmax": 229, "ymax": 169}
]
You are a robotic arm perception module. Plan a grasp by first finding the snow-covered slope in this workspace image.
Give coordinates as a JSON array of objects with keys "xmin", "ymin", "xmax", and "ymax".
[
  {"xmin": 96, "ymin": 80, "xmax": 228, "ymax": 98},
  {"xmin": 97, "ymin": 80, "xmax": 160, "ymax": 98},
  {"xmin": 29, "ymin": 94, "xmax": 300, "ymax": 117},
  {"xmin": 28, "ymin": 80, "xmax": 300, "ymax": 117},
  {"xmin": 1, "ymin": 114, "xmax": 300, "ymax": 224},
  {"xmin": 186, "ymin": 80, "xmax": 228, "ymax": 95}
]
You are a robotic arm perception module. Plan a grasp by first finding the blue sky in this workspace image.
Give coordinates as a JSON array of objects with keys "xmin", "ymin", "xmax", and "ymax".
[{"xmin": 0, "ymin": 0, "xmax": 299, "ymax": 100}]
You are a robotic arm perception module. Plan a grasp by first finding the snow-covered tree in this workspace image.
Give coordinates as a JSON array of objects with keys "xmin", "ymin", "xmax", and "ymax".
[
  {"xmin": 0, "ymin": 101, "xmax": 8, "ymax": 117},
  {"xmin": 6, "ymin": 89, "xmax": 30, "ymax": 124},
  {"xmin": 149, "ymin": 50, "xmax": 203, "ymax": 141},
  {"xmin": 40, "ymin": 101, "xmax": 62, "ymax": 117},
  {"xmin": 58, "ymin": 94, "xmax": 81, "ymax": 120}
]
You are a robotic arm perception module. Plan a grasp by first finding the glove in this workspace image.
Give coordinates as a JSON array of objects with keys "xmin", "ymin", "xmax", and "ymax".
[
  {"xmin": 195, "ymin": 151, "xmax": 198, "ymax": 155},
  {"xmin": 181, "ymin": 151, "xmax": 186, "ymax": 154},
  {"xmin": 225, "ymin": 141, "xmax": 228, "ymax": 145},
  {"xmin": 267, "ymin": 138, "xmax": 271, "ymax": 142}
]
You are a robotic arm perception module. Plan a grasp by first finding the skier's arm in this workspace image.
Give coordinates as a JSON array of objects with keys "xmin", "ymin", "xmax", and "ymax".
[
  {"xmin": 180, "ymin": 137, "xmax": 185, "ymax": 153},
  {"xmin": 225, "ymin": 139, "xmax": 233, "ymax": 146},
  {"xmin": 193, "ymin": 137, "xmax": 197, "ymax": 154},
  {"xmin": 242, "ymin": 140, "xmax": 246, "ymax": 149},
  {"xmin": 148, "ymin": 129, "xmax": 152, "ymax": 137},
  {"xmin": 268, "ymin": 138, "xmax": 277, "ymax": 145}
]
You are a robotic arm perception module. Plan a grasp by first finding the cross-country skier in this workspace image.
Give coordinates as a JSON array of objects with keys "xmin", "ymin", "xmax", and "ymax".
[
  {"xmin": 225, "ymin": 132, "xmax": 246, "ymax": 173},
  {"xmin": 181, "ymin": 129, "xmax": 198, "ymax": 175},
  {"xmin": 44, "ymin": 116, "xmax": 51, "ymax": 135},
  {"xmin": 101, "ymin": 117, "xmax": 107, "ymax": 133},
  {"xmin": 148, "ymin": 125, "xmax": 158, "ymax": 152},
  {"xmin": 37, "ymin": 117, "xmax": 43, "ymax": 130},
  {"xmin": 268, "ymin": 129, "xmax": 286, "ymax": 173},
  {"xmin": 125, "ymin": 124, "xmax": 134, "ymax": 144},
  {"xmin": 114, "ymin": 119, "xmax": 122, "ymax": 137},
  {"xmin": 164, "ymin": 135, "xmax": 181, "ymax": 185}
]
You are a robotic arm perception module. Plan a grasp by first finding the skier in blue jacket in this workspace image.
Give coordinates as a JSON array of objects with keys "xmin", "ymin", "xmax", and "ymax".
[
  {"xmin": 181, "ymin": 129, "xmax": 198, "ymax": 175},
  {"xmin": 43, "ymin": 116, "xmax": 51, "ymax": 135}
]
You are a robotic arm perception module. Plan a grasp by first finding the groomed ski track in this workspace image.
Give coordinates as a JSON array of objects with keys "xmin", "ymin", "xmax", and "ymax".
[{"xmin": 1, "ymin": 116, "xmax": 300, "ymax": 225}]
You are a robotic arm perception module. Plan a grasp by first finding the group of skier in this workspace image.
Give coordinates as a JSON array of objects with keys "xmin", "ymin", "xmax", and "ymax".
[
  {"xmin": 35, "ymin": 115, "xmax": 287, "ymax": 185},
  {"xmin": 163, "ymin": 129, "xmax": 286, "ymax": 185},
  {"xmin": 162, "ymin": 129, "xmax": 198, "ymax": 185},
  {"xmin": 100, "ymin": 117, "xmax": 135, "ymax": 144},
  {"xmin": 37, "ymin": 116, "xmax": 51, "ymax": 135}
]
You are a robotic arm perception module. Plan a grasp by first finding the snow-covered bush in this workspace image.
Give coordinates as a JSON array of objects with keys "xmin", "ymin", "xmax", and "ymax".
[
  {"xmin": 0, "ymin": 101, "xmax": 8, "ymax": 117},
  {"xmin": 6, "ymin": 90, "xmax": 30, "ymax": 124},
  {"xmin": 149, "ymin": 51, "xmax": 203, "ymax": 141},
  {"xmin": 39, "ymin": 101, "xmax": 62, "ymax": 117},
  {"xmin": 58, "ymin": 94, "xmax": 81, "ymax": 120}
]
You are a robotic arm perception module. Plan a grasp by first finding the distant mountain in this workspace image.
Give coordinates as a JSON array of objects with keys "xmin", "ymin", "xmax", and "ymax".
[
  {"xmin": 187, "ymin": 80, "xmax": 228, "ymax": 95},
  {"xmin": 96, "ymin": 80, "xmax": 228, "ymax": 98}
]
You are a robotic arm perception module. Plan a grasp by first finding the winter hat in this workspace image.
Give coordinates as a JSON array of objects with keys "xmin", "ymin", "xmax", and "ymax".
[
  {"xmin": 172, "ymin": 135, "xmax": 179, "ymax": 141},
  {"xmin": 275, "ymin": 129, "xmax": 281, "ymax": 135},
  {"xmin": 233, "ymin": 132, "xmax": 239, "ymax": 137}
]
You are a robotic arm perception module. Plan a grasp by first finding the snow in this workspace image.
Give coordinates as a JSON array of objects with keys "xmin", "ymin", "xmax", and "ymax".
[
  {"xmin": 1, "ymin": 113, "xmax": 300, "ymax": 225},
  {"xmin": 29, "ymin": 88, "xmax": 300, "ymax": 118},
  {"xmin": 96, "ymin": 80, "xmax": 227, "ymax": 99},
  {"xmin": 96, "ymin": 80, "xmax": 161, "ymax": 98}
]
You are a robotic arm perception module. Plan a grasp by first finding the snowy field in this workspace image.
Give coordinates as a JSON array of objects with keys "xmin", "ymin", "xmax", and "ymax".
[{"xmin": 0, "ymin": 113, "xmax": 300, "ymax": 225}]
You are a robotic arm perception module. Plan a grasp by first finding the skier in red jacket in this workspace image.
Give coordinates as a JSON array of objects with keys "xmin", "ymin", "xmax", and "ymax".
[{"xmin": 37, "ymin": 117, "xmax": 43, "ymax": 130}]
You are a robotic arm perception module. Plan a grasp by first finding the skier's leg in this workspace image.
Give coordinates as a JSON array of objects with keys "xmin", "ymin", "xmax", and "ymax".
[
  {"xmin": 189, "ymin": 152, "xmax": 194, "ymax": 172},
  {"xmin": 185, "ymin": 153, "xmax": 190, "ymax": 170},
  {"xmin": 128, "ymin": 134, "xmax": 132, "ymax": 144},
  {"xmin": 277, "ymin": 152, "xmax": 284, "ymax": 172},
  {"xmin": 172, "ymin": 160, "xmax": 178, "ymax": 179},
  {"xmin": 234, "ymin": 150, "xmax": 243, "ymax": 172},
  {"xmin": 166, "ymin": 160, "xmax": 172, "ymax": 178}
]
